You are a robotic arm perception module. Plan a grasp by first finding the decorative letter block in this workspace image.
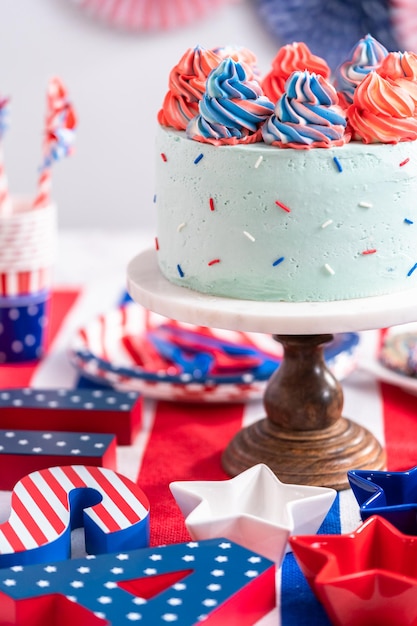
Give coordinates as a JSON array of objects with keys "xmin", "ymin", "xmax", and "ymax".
[
  {"xmin": 0, "ymin": 430, "xmax": 117, "ymax": 490},
  {"xmin": 0, "ymin": 465, "xmax": 150, "ymax": 568},
  {"xmin": 0, "ymin": 538, "xmax": 276, "ymax": 625},
  {"xmin": 0, "ymin": 388, "xmax": 142, "ymax": 444}
]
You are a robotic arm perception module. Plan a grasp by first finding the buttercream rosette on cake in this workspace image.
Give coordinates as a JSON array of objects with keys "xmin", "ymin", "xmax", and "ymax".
[{"xmin": 153, "ymin": 37, "xmax": 417, "ymax": 302}]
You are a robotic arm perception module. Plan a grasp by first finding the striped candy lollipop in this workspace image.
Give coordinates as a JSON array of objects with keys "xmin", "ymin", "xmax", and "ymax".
[
  {"xmin": 0, "ymin": 96, "xmax": 12, "ymax": 217},
  {"xmin": 32, "ymin": 77, "xmax": 77, "ymax": 209}
]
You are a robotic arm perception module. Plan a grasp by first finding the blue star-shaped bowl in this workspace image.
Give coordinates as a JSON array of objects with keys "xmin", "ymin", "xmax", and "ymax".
[{"xmin": 348, "ymin": 466, "xmax": 417, "ymax": 534}]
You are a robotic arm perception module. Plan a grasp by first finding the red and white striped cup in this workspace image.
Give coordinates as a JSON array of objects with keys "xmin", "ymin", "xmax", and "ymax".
[
  {"xmin": 0, "ymin": 197, "xmax": 56, "ymax": 362},
  {"xmin": 0, "ymin": 196, "xmax": 57, "ymax": 297}
]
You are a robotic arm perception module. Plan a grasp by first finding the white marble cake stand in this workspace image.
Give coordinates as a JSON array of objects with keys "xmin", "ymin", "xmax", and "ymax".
[{"xmin": 127, "ymin": 249, "xmax": 417, "ymax": 490}]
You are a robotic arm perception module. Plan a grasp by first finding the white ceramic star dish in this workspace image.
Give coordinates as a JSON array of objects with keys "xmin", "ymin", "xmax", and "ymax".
[{"xmin": 170, "ymin": 464, "xmax": 336, "ymax": 564}]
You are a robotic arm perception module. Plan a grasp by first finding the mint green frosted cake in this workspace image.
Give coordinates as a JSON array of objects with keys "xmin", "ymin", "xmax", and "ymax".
[{"xmin": 154, "ymin": 41, "xmax": 417, "ymax": 302}]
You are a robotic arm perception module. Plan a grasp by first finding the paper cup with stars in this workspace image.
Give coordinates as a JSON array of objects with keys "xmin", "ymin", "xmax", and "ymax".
[
  {"xmin": 0, "ymin": 289, "xmax": 51, "ymax": 363},
  {"xmin": 0, "ymin": 196, "xmax": 57, "ymax": 362}
]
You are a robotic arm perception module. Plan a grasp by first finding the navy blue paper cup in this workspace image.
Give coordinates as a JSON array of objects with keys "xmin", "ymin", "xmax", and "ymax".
[{"xmin": 0, "ymin": 289, "xmax": 50, "ymax": 363}]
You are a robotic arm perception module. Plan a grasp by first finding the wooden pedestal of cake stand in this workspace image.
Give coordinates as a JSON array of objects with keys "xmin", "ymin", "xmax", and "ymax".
[{"xmin": 127, "ymin": 249, "xmax": 417, "ymax": 490}]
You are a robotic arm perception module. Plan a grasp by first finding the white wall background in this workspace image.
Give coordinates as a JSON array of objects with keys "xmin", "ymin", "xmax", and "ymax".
[{"xmin": 0, "ymin": 0, "xmax": 279, "ymax": 233}]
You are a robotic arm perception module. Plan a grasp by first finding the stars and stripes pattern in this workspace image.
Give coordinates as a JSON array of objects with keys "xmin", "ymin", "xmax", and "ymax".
[
  {"xmin": 0, "ymin": 465, "xmax": 150, "ymax": 568},
  {"xmin": 0, "ymin": 429, "xmax": 117, "ymax": 490},
  {"xmin": 1, "ymin": 287, "xmax": 417, "ymax": 625},
  {"xmin": 0, "ymin": 387, "xmax": 142, "ymax": 444},
  {"xmin": 0, "ymin": 539, "xmax": 275, "ymax": 625}
]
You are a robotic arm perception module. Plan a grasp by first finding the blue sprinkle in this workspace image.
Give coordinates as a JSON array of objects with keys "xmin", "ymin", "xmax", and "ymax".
[
  {"xmin": 404, "ymin": 218, "xmax": 414, "ymax": 224},
  {"xmin": 177, "ymin": 264, "xmax": 184, "ymax": 278},
  {"xmin": 194, "ymin": 153, "xmax": 204, "ymax": 164},
  {"xmin": 333, "ymin": 156, "xmax": 343, "ymax": 172},
  {"xmin": 272, "ymin": 256, "xmax": 285, "ymax": 267},
  {"xmin": 407, "ymin": 262, "xmax": 417, "ymax": 277},
  {"xmin": 153, "ymin": 194, "xmax": 157, "ymax": 203}
]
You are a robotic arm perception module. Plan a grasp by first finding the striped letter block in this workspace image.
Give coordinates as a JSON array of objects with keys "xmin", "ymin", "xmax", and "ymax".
[
  {"xmin": 0, "ymin": 430, "xmax": 117, "ymax": 490},
  {"xmin": 0, "ymin": 539, "xmax": 276, "ymax": 625},
  {"xmin": 0, "ymin": 465, "xmax": 150, "ymax": 568},
  {"xmin": 0, "ymin": 388, "xmax": 142, "ymax": 444}
]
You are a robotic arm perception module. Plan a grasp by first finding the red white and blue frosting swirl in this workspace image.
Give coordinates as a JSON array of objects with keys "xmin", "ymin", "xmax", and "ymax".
[
  {"xmin": 262, "ymin": 70, "xmax": 347, "ymax": 148},
  {"xmin": 186, "ymin": 58, "xmax": 274, "ymax": 145},
  {"xmin": 333, "ymin": 34, "xmax": 388, "ymax": 107}
]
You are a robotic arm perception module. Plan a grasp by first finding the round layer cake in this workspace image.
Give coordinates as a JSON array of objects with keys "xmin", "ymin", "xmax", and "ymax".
[{"xmin": 155, "ymin": 126, "xmax": 417, "ymax": 302}]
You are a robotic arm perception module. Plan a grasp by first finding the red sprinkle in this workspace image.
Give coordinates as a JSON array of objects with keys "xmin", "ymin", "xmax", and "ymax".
[
  {"xmin": 275, "ymin": 200, "xmax": 291, "ymax": 213},
  {"xmin": 208, "ymin": 259, "xmax": 220, "ymax": 266},
  {"xmin": 155, "ymin": 237, "xmax": 159, "ymax": 250},
  {"xmin": 400, "ymin": 157, "xmax": 410, "ymax": 167},
  {"xmin": 362, "ymin": 249, "xmax": 377, "ymax": 255},
  {"xmin": 209, "ymin": 197, "xmax": 215, "ymax": 211},
  {"xmin": 160, "ymin": 153, "xmax": 167, "ymax": 162}
]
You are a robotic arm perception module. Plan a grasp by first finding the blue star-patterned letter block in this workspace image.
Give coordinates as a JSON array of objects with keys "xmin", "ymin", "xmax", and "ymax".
[{"xmin": 0, "ymin": 539, "xmax": 276, "ymax": 625}]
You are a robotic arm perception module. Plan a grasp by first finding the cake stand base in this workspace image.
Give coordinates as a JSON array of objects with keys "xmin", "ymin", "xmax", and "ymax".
[
  {"xmin": 224, "ymin": 333, "xmax": 385, "ymax": 491},
  {"xmin": 222, "ymin": 417, "xmax": 384, "ymax": 491}
]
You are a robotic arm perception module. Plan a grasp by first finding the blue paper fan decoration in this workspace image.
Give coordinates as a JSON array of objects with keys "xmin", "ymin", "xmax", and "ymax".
[{"xmin": 255, "ymin": 0, "xmax": 401, "ymax": 71}]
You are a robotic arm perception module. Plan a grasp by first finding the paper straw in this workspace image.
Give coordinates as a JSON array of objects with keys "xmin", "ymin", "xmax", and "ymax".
[
  {"xmin": 33, "ymin": 77, "xmax": 77, "ymax": 209},
  {"xmin": 0, "ymin": 97, "xmax": 12, "ymax": 217}
]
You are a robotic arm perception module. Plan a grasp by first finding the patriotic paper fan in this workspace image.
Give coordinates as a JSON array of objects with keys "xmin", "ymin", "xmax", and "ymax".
[
  {"xmin": 391, "ymin": 0, "xmax": 417, "ymax": 52},
  {"xmin": 70, "ymin": 0, "xmax": 231, "ymax": 31},
  {"xmin": 254, "ymin": 0, "xmax": 400, "ymax": 71}
]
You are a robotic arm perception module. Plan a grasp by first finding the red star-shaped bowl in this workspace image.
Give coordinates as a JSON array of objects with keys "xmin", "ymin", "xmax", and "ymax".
[{"xmin": 289, "ymin": 515, "xmax": 417, "ymax": 626}]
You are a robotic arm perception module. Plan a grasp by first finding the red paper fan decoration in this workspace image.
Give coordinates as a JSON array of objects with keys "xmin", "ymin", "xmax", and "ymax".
[{"xmin": 70, "ymin": 0, "xmax": 231, "ymax": 31}]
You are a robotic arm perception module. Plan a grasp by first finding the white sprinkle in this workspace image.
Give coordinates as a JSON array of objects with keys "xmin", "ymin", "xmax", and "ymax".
[
  {"xmin": 324, "ymin": 263, "xmax": 335, "ymax": 275},
  {"xmin": 358, "ymin": 201, "xmax": 373, "ymax": 208},
  {"xmin": 321, "ymin": 219, "xmax": 333, "ymax": 229},
  {"xmin": 254, "ymin": 155, "xmax": 263, "ymax": 169},
  {"xmin": 177, "ymin": 222, "xmax": 186, "ymax": 232},
  {"xmin": 243, "ymin": 230, "xmax": 255, "ymax": 242}
]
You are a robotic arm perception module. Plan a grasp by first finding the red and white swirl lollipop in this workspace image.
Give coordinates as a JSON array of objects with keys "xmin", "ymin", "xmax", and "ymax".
[{"xmin": 33, "ymin": 77, "xmax": 77, "ymax": 209}]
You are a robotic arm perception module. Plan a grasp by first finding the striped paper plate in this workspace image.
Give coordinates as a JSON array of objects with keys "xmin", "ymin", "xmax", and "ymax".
[{"xmin": 68, "ymin": 302, "xmax": 360, "ymax": 402}]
